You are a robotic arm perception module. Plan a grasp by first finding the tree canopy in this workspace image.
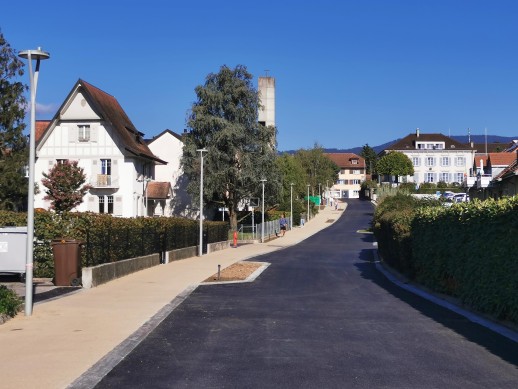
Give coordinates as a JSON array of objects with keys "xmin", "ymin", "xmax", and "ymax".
[
  {"xmin": 0, "ymin": 32, "xmax": 29, "ymax": 211},
  {"xmin": 294, "ymin": 144, "xmax": 339, "ymax": 197},
  {"xmin": 360, "ymin": 144, "xmax": 378, "ymax": 176},
  {"xmin": 376, "ymin": 151, "xmax": 414, "ymax": 183},
  {"xmin": 41, "ymin": 160, "xmax": 91, "ymax": 213},
  {"xmin": 181, "ymin": 65, "xmax": 278, "ymax": 230}
]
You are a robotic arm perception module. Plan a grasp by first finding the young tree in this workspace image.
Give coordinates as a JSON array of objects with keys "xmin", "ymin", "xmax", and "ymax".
[
  {"xmin": 41, "ymin": 160, "xmax": 91, "ymax": 213},
  {"xmin": 0, "ymin": 32, "xmax": 29, "ymax": 211},
  {"xmin": 360, "ymin": 144, "xmax": 378, "ymax": 176},
  {"xmin": 294, "ymin": 143, "xmax": 339, "ymax": 196},
  {"xmin": 376, "ymin": 151, "xmax": 414, "ymax": 184},
  {"xmin": 181, "ymin": 65, "xmax": 278, "ymax": 230}
]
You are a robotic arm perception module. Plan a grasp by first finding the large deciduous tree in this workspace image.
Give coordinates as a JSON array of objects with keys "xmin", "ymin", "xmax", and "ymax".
[
  {"xmin": 0, "ymin": 32, "xmax": 29, "ymax": 211},
  {"xmin": 376, "ymin": 151, "xmax": 414, "ymax": 184},
  {"xmin": 41, "ymin": 160, "xmax": 91, "ymax": 213},
  {"xmin": 181, "ymin": 65, "xmax": 278, "ymax": 230},
  {"xmin": 294, "ymin": 143, "xmax": 339, "ymax": 197}
]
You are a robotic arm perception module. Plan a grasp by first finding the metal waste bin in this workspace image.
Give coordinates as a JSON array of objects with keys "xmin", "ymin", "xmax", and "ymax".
[
  {"xmin": 51, "ymin": 239, "xmax": 82, "ymax": 286},
  {"xmin": 0, "ymin": 227, "xmax": 28, "ymax": 279}
]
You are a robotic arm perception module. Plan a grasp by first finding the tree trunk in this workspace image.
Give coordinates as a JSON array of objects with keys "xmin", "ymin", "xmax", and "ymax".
[{"xmin": 229, "ymin": 207, "xmax": 238, "ymax": 231}]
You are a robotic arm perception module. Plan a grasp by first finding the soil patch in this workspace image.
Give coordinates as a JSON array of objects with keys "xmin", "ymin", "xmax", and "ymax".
[{"xmin": 204, "ymin": 261, "xmax": 264, "ymax": 282}]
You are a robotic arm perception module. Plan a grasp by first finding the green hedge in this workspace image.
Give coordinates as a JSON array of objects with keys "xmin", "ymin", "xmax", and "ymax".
[
  {"xmin": 373, "ymin": 195, "xmax": 518, "ymax": 324},
  {"xmin": 0, "ymin": 211, "xmax": 229, "ymax": 278}
]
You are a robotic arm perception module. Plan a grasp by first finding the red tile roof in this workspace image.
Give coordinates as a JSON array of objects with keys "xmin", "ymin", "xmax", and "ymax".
[
  {"xmin": 35, "ymin": 120, "xmax": 50, "ymax": 142},
  {"xmin": 146, "ymin": 181, "xmax": 172, "ymax": 199},
  {"xmin": 488, "ymin": 152, "xmax": 516, "ymax": 167},
  {"xmin": 324, "ymin": 153, "xmax": 365, "ymax": 168}
]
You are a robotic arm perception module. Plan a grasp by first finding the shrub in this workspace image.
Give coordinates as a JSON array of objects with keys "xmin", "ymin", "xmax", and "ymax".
[{"xmin": 0, "ymin": 285, "xmax": 22, "ymax": 318}]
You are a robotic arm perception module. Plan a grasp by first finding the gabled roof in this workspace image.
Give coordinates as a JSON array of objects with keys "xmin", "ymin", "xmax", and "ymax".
[
  {"xmin": 146, "ymin": 181, "xmax": 172, "ymax": 199},
  {"xmin": 324, "ymin": 153, "xmax": 365, "ymax": 168},
  {"xmin": 385, "ymin": 132, "xmax": 473, "ymax": 152},
  {"xmin": 488, "ymin": 152, "xmax": 516, "ymax": 167},
  {"xmin": 38, "ymin": 79, "xmax": 165, "ymax": 164},
  {"xmin": 494, "ymin": 159, "xmax": 518, "ymax": 181},
  {"xmin": 473, "ymin": 154, "xmax": 488, "ymax": 169},
  {"xmin": 146, "ymin": 129, "xmax": 184, "ymax": 144},
  {"xmin": 36, "ymin": 120, "xmax": 51, "ymax": 142}
]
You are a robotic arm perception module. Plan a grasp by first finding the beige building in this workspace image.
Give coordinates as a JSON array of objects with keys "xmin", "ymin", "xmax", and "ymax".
[{"xmin": 324, "ymin": 153, "xmax": 366, "ymax": 199}]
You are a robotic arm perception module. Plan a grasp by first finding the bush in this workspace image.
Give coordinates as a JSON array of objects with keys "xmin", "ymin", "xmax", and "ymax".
[{"xmin": 0, "ymin": 285, "xmax": 22, "ymax": 318}]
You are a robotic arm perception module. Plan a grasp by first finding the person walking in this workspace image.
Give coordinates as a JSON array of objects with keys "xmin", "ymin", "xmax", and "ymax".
[{"xmin": 279, "ymin": 213, "xmax": 288, "ymax": 236}]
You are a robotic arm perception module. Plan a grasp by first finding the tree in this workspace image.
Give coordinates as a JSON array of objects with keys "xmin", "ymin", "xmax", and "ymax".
[
  {"xmin": 294, "ymin": 143, "xmax": 339, "ymax": 197},
  {"xmin": 0, "ymin": 32, "xmax": 29, "ymax": 211},
  {"xmin": 41, "ymin": 160, "xmax": 91, "ymax": 213},
  {"xmin": 376, "ymin": 152, "xmax": 414, "ymax": 184},
  {"xmin": 181, "ymin": 65, "xmax": 278, "ymax": 230},
  {"xmin": 360, "ymin": 144, "xmax": 378, "ymax": 176}
]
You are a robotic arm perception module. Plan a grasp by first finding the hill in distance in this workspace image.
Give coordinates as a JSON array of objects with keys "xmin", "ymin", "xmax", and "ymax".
[{"xmin": 281, "ymin": 135, "xmax": 518, "ymax": 155}]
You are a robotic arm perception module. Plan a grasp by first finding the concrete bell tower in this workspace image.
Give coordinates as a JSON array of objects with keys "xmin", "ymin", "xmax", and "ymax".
[{"xmin": 258, "ymin": 76, "xmax": 275, "ymax": 128}]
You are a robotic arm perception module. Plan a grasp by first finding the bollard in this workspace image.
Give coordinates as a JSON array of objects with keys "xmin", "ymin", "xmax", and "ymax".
[
  {"xmin": 233, "ymin": 230, "xmax": 238, "ymax": 248},
  {"xmin": 217, "ymin": 264, "xmax": 221, "ymax": 280}
]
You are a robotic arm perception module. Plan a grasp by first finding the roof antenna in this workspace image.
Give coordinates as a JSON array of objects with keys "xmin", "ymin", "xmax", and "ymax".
[
  {"xmin": 468, "ymin": 128, "xmax": 471, "ymax": 144},
  {"xmin": 264, "ymin": 69, "xmax": 270, "ymax": 77}
]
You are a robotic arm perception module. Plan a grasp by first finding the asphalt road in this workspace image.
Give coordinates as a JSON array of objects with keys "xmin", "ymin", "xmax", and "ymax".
[{"xmin": 94, "ymin": 199, "xmax": 518, "ymax": 388}]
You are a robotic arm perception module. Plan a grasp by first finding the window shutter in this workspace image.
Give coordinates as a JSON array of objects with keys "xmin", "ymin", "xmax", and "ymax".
[
  {"xmin": 90, "ymin": 125, "xmax": 98, "ymax": 142},
  {"xmin": 114, "ymin": 196, "xmax": 123, "ymax": 216},
  {"xmin": 68, "ymin": 126, "xmax": 77, "ymax": 143},
  {"xmin": 48, "ymin": 160, "xmax": 55, "ymax": 167},
  {"xmin": 92, "ymin": 159, "xmax": 99, "ymax": 175}
]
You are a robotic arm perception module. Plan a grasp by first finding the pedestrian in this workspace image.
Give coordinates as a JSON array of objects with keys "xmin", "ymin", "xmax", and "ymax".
[{"xmin": 279, "ymin": 213, "xmax": 287, "ymax": 236}]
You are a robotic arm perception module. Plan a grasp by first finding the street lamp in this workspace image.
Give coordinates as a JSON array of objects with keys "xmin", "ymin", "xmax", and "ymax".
[
  {"xmin": 197, "ymin": 149, "xmax": 207, "ymax": 256},
  {"xmin": 290, "ymin": 182, "xmax": 294, "ymax": 230},
  {"xmin": 260, "ymin": 179, "xmax": 266, "ymax": 243},
  {"xmin": 307, "ymin": 184, "xmax": 310, "ymax": 222},
  {"xmin": 318, "ymin": 183, "xmax": 321, "ymax": 206},
  {"xmin": 18, "ymin": 47, "xmax": 50, "ymax": 316}
]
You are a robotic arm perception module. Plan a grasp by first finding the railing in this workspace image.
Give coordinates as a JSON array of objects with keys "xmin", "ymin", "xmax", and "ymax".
[
  {"xmin": 92, "ymin": 174, "xmax": 119, "ymax": 188},
  {"xmin": 237, "ymin": 218, "xmax": 292, "ymax": 242},
  {"xmin": 476, "ymin": 174, "xmax": 492, "ymax": 189}
]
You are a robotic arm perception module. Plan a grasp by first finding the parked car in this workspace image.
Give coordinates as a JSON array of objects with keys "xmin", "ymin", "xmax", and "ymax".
[{"xmin": 453, "ymin": 193, "xmax": 469, "ymax": 203}]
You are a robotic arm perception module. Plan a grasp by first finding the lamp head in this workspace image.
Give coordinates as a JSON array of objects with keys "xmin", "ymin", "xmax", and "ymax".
[{"xmin": 18, "ymin": 47, "xmax": 50, "ymax": 61}]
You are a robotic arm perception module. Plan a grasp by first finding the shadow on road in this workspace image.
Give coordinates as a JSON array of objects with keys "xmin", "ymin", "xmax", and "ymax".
[{"xmin": 354, "ymin": 256, "xmax": 518, "ymax": 368}]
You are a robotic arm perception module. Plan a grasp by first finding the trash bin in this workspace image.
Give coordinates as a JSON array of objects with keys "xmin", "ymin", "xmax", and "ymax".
[{"xmin": 51, "ymin": 239, "xmax": 82, "ymax": 286}]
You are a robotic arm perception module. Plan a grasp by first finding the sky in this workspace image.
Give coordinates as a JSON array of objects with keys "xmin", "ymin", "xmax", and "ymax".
[{"xmin": 2, "ymin": 0, "xmax": 518, "ymax": 152}]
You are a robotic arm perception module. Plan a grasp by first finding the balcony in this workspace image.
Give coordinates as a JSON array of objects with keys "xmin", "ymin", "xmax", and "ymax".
[
  {"xmin": 476, "ymin": 174, "xmax": 492, "ymax": 189},
  {"xmin": 92, "ymin": 174, "xmax": 119, "ymax": 188}
]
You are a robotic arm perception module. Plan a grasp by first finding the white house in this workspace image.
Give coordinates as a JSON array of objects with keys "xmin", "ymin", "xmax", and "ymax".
[
  {"xmin": 324, "ymin": 153, "xmax": 367, "ymax": 199},
  {"xmin": 382, "ymin": 129, "xmax": 476, "ymax": 186},
  {"xmin": 146, "ymin": 129, "xmax": 195, "ymax": 217},
  {"xmin": 35, "ymin": 79, "xmax": 166, "ymax": 217}
]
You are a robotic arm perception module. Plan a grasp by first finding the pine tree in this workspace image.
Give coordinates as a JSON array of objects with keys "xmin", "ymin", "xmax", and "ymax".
[{"xmin": 0, "ymin": 32, "xmax": 29, "ymax": 211}]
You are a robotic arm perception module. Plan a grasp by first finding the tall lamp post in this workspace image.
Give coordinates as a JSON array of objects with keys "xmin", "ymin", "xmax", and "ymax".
[
  {"xmin": 290, "ymin": 182, "xmax": 294, "ymax": 229},
  {"xmin": 197, "ymin": 149, "xmax": 207, "ymax": 256},
  {"xmin": 18, "ymin": 48, "xmax": 50, "ymax": 316},
  {"xmin": 307, "ymin": 184, "xmax": 310, "ymax": 222},
  {"xmin": 318, "ymin": 183, "xmax": 321, "ymax": 206},
  {"xmin": 260, "ymin": 179, "xmax": 266, "ymax": 243}
]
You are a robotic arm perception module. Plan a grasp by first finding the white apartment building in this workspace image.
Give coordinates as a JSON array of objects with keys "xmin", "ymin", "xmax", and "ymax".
[{"xmin": 382, "ymin": 129, "xmax": 476, "ymax": 185}]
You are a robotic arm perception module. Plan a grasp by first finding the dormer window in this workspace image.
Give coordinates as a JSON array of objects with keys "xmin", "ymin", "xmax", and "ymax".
[{"xmin": 351, "ymin": 159, "xmax": 358, "ymax": 165}]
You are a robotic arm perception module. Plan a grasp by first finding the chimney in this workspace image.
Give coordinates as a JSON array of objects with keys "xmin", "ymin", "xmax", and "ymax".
[{"xmin": 416, "ymin": 128, "xmax": 420, "ymax": 137}]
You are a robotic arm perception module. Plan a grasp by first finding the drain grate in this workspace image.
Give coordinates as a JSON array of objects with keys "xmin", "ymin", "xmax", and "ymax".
[{"xmin": 325, "ymin": 219, "xmax": 335, "ymax": 223}]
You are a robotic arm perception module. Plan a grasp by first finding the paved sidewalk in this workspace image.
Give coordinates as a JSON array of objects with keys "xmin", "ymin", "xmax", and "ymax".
[{"xmin": 0, "ymin": 205, "xmax": 343, "ymax": 389}]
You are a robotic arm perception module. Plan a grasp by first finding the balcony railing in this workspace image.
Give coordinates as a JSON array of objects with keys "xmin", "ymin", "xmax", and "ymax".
[
  {"xmin": 92, "ymin": 174, "xmax": 119, "ymax": 188},
  {"xmin": 476, "ymin": 174, "xmax": 492, "ymax": 189}
]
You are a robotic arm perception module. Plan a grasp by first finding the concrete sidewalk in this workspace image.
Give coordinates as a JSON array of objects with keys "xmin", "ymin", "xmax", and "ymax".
[{"xmin": 0, "ymin": 205, "xmax": 343, "ymax": 389}]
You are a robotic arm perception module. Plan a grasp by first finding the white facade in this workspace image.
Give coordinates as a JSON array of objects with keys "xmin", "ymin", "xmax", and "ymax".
[
  {"xmin": 147, "ymin": 130, "xmax": 196, "ymax": 217},
  {"xmin": 35, "ymin": 80, "xmax": 162, "ymax": 217}
]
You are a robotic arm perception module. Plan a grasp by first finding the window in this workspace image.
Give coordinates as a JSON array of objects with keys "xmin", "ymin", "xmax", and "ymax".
[
  {"xmin": 441, "ymin": 157, "xmax": 450, "ymax": 166},
  {"xmin": 107, "ymin": 196, "xmax": 114, "ymax": 214},
  {"xmin": 337, "ymin": 180, "xmax": 345, "ymax": 185},
  {"xmin": 440, "ymin": 172, "xmax": 450, "ymax": 182},
  {"xmin": 351, "ymin": 159, "xmax": 358, "ymax": 165},
  {"xmin": 426, "ymin": 172, "xmax": 435, "ymax": 183},
  {"xmin": 98, "ymin": 196, "xmax": 105, "ymax": 213},
  {"xmin": 425, "ymin": 157, "xmax": 435, "ymax": 166},
  {"xmin": 412, "ymin": 157, "xmax": 420, "ymax": 167},
  {"xmin": 455, "ymin": 157, "xmax": 465, "ymax": 167},
  {"xmin": 101, "ymin": 159, "xmax": 111, "ymax": 175},
  {"xmin": 352, "ymin": 179, "xmax": 360, "ymax": 185},
  {"xmin": 456, "ymin": 173, "xmax": 464, "ymax": 183},
  {"xmin": 352, "ymin": 170, "xmax": 360, "ymax": 175},
  {"xmin": 56, "ymin": 159, "xmax": 68, "ymax": 165},
  {"xmin": 78, "ymin": 125, "xmax": 90, "ymax": 142}
]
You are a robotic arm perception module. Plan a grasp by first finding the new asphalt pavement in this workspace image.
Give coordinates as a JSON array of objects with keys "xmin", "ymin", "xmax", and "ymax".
[{"xmin": 89, "ymin": 199, "xmax": 518, "ymax": 388}]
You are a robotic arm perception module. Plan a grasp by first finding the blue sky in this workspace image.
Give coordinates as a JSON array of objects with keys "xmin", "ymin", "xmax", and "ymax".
[{"xmin": 2, "ymin": 0, "xmax": 518, "ymax": 151}]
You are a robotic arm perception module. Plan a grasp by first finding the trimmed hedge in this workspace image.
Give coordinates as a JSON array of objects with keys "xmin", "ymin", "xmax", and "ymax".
[
  {"xmin": 373, "ymin": 195, "xmax": 518, "ymax": 324},
  {"xmin": 0, "ymin": 211, "xmax": 229, "ymax": 277}
]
